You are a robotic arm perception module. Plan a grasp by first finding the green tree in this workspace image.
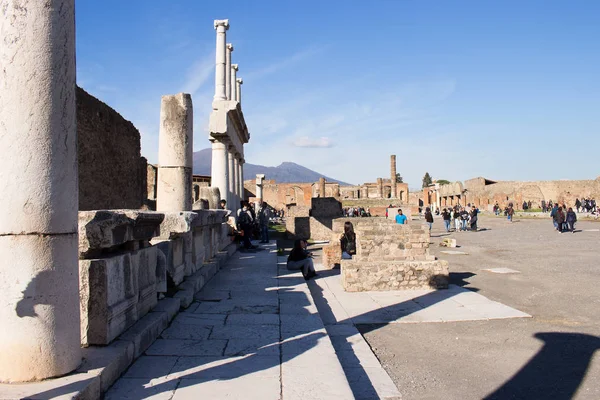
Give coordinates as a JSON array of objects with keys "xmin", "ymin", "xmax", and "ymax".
[
  {"xmin": 395, "ymin": 173, "xmax": 404, "ymax": 183},
  {"xmin": 437, "ymin": 179, "xmax": 450, "ymax": 185},
  {"xmin": 422, "ymin": 172, "xmax": 433, "ymax": 188}
]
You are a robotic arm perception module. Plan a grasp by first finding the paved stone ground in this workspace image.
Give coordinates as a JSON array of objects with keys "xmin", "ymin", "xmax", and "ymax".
[
  {"xmin": 105, "ymin": 241, "xmax": 354, "ymax": 400},
  {"xmin": 359, "ymin": 216, "xmax": 600, "ymax": 400}
]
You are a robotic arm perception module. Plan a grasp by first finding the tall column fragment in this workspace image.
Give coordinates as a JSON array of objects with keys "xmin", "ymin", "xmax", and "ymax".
[
  {"xmin": 238, "ymin": 160, "xmax": 244, "ymax": 201},
  {"xmin": 256, "ymin": 174, "xmax": 266, "ymax": 201},
  {"xmin": 319, "ymin": 177, "xmax": 326, "ymax": 197},
  {"xmin": 0, "ymin": 0, "xmax": 81, "ymax": 382},
  {"xmin": 213, "ymin": 20, "xmax": 229, "ymax": 101},
  {"xmin": 157, "ymin": 93, "xmax": 193, "ymax": 212},
  {"xmin": 390, "ymin": 155, "xmax": 397, "ymax": 198},
  {"xmin": 377, "ymin": 178, "xmax": 383, "ymax": 198}
]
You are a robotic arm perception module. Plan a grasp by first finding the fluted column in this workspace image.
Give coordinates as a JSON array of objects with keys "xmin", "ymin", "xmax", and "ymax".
[
  {"xmin": 157, "ymin": 93, "xmax": 193, "ymax": 212},
  {"xmin": 213, "ymin": 19, "xmax": 229, "ymax": 101},
  {"xmin": 231, "ymin": 64, "xmax": 238, "ymax": 101},
  {"xmin": 236, "ymin": 78, "xmax": 243, "ymax": 104},
  {"xmin": 225, "ymin": 43, "xmax": 234, "ymax": 100},
  {"xmin": 0, "ymin": 0, "xmax": 81, "ymax": 382},
  {"xmin": 238, "ymin": 159, "xmax": 245, "ymax": 201}
]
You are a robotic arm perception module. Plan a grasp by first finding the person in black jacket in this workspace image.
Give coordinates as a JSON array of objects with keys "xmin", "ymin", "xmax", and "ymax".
[
  {"xmin": 287, "ymin": 239, "xmax": 317, "ymax": 279},
  {"xmin": 441, "ymin": 208, "xmax": 451, "ymax": 232},
  {"xmin": 566, "ymin": 207, "xmax": 577, "ymax": 233},
  {"xmin": 470, "ymin": 206, "xmax": 478, "ymax": 231},
  {"xmin": 424, "ymin": 207, "xmax": 434, "ymax": 231},
  {"xmin": 340, "ymin": 221, "xmax": 356, "ymax": 259}
]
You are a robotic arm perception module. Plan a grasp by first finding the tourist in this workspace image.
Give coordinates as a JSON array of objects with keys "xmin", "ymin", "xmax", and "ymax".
[
  {"xmin": 493, "ymin": 202, "xmax": 501, "ymax": 216},
  {"xmin": 566, "ymin": 207, "xmax": 577, "ymax": 233},
  {"xmin": 424, "ymin": 207, "xmax": 434, "ymax": 231},
  {"xmin": 287, "ymin": 239, "xmax": 317, "ymax": 279},
  {"xmin": 454, "ymin": 207, "xmax": 462, "ymax": 231},
  {"xmin": 528, "ymin": 200, "xmax": 532, "ymax": 210},
  {"xmin": 219, "ymin": 199, "xmax": 227, "ymax": 210},
  {"xmin": 550, "ymin": 203, "xmax": 559, "ymax": 230},
  {"xmin": 340, "ymin": 221, "xmax": 357, "ymax": 259},
  {"xmin": 395, "ymin": 209, "xmax": 407, "ymax": 224},
  {"xmin": 441, "ymin": 208, "xmax": 451, "ymax": 232},
  {"xmin": 555, "ymin": 206, "xmax": 566, "ymax": 233},
  {"xmin": 470, "ymin": 206, "xmax": 478, "ymax": 231},
  {"xmin": 460, "ymin": 207, "xmax": 469, "ymax": 231},
  {"xmin": 237, "ymin": 202, "xmax": 255, "ymax": 249},
  {"xmin": 522, "ymin": 201, "xmax": 528, "ymax": 210},
  {"xmin": 507, "ymin": 203, "xmax": 514, "ymax": 222},
  {"xmin": 257, "ymin": 201, "xmax": 271, "ymax": 243},
  {"xmin": 541, "ymin": 200, "xmax": 547, "ymax": 213}
]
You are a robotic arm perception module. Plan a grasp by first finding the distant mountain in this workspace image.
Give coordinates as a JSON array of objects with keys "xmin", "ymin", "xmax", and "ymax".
[{"xmin": 192, "ymin": 148, "xmax": 350, "ymax": 185}]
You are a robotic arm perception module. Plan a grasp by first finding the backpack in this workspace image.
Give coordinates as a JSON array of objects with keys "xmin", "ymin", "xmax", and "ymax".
[
  {"xmin": 238, "ymin": 210, "xmax": 250, "ymax": 226},
  {"xmin": 344, "ymin": 234, "xmax": 356, "ymax": 255}
]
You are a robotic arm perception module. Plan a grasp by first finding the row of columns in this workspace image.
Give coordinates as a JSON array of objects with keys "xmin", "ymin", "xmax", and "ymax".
[{"xmin": 211, "ymin": 19, "xmax": 246, "ymax": 211}]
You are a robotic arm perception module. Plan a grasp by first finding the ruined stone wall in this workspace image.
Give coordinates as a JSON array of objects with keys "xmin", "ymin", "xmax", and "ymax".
[
  {"xmin": 244, "ymin": 180, "xmax": 313, "ymax": 209},
  {"xmin": 77, "ymin": 86, "xmax": 146, "ymax": 210},
  {"xmin": 440, "ymin": 178, "xmax": 600, "ymax": 210}
]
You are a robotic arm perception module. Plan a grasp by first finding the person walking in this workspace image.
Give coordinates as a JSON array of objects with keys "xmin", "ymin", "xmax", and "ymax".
[
  {"xmin": 454, "ymin": 207, "xmax": 462, "ymax": 231},
  {"xmin": 550, "ymin": 203, "xmax": 559, "ymax": 230},
  {"xmin": 556, "ymin": 206, "xmax": 566, "ymax": 233},
  {"xmin": 441, "ymin": 208, "xmax": 451, "ymax": 232},
  {"xmin": 424, "ymin": 207, "xmax": 434, "ymax": 231},
  {"xmin": 575, "ymin": 199, "xmax": 581, "ymax": 213},
  {"xmin": 470, "ymin": 206, "xmax": 478, "ymax": 231},
  {"xmin": 566, "ymin": 207, "xmax": 577, "ymax": 233},
  {"xmin": 257, "ymin": 201, "xmax": 271, "ymax": 243},
  {"xmin": 507, "ymin": 204, "xmax": 514, "ymax": 222}
]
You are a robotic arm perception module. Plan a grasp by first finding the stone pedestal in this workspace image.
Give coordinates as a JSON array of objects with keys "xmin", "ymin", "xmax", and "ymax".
[
  {"xmin": 0, "ymin": 0, "xmax": 81, "ymax": 382},
  {"xmin": 157, "ymin": 93, "xmax": 193, "ymax": 212}
]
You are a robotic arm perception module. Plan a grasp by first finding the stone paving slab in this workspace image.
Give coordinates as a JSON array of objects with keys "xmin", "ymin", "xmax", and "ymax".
[
  {"xmin": 106, "ymin": 243, "xmax": 353, "ymax": 399},
  {"xmin": 483, "ymin": 267, "xmax": 521, "ymax": 274}
]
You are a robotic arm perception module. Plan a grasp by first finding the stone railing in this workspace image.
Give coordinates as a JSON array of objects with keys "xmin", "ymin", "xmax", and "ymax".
[
  {"xmin": 78, "ymin": 209, "xmax": 233, "ymax": 346},
  {"xmin": 322, "ymin": 218, "xmax": 449, "ymax": 292}
]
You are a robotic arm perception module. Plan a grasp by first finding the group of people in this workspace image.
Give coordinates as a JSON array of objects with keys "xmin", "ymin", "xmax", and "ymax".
[
  {"xmin": 220, "ymin": 199, "xmax": 272, "ymax": 250},
  {"xmin": 575, "ymin": 198, "xmax": 597, "ymax": 213},
  {"xmin": 550, "ymin": 204, "xmax": 577, "ymax": 233},
  {"xmin": 440, "ymin": 205, "xmax": 480, "ymax": 231},
  {"xmin": 343, "ymin": 207, "xmax": 371, "ymax": 217}
]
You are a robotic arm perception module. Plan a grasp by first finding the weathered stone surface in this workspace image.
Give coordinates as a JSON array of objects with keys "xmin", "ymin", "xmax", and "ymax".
[{"xmin": 78, "ymin": 210, "xmax": 164, "ymax": 257}]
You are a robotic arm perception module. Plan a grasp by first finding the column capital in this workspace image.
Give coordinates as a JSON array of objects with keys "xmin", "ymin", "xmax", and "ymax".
[
  {"xmin": 227, "ymin": 43, "xmax": 234, "ymax": 51},
  {"xmin": 214, "ymin": 19, "xmax": 230, "ymax": 30},
  {"xmin": 236, "ymin": 78, "xmax": 243, "ymax": 84},
  {"xmin": 231, "ymin": 64, "xmax": 239, "ymax": 71}
]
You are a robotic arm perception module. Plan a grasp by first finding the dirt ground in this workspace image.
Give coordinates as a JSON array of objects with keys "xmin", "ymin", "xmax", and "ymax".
[{"xmin": 358, "ymin": 215, "xmax": 600, "ymax": 400}]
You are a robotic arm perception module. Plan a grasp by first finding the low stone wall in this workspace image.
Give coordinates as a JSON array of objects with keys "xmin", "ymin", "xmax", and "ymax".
[
  {"xmin": 321, "ymin": 217, "xmax": 449, "ymax": 291},
  {"xmin": 78, "ymin": 209, "xmax": 233, "ymax": 346},
  {"xmin": 342, "ymin": 259, "xmax": 449, "ymax": 291}
]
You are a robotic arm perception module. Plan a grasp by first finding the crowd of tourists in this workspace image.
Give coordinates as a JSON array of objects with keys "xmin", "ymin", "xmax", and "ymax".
[
  {"xmin": 575, "ymin": 198, "xmax": 597, "ymax": 214},
  {"xmin": 440, "ymin": 205, "xmax": 480, "ymax": 232},
  {"xmin": 219, "ymin": 199, "xmax": 273, "ymax": 250},
  {"xmin": 549, "ymin": 203, "xmax": 578, "ymax": 233},
  {"xmin": 343, "ymin": 207, "xmax": 371, "ymax": 217}
]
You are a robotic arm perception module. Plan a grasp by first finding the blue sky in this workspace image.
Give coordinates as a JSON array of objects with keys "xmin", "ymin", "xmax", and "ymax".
[{"xmin": 76, "ymin": 1, "xmax": 600, "ymax": 187}]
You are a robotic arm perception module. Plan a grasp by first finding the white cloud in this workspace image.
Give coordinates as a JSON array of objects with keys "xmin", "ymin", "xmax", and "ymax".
[
  {"xmin": 245, "ymin": 46, "xmax": 325, "ymax": 81},
  {"xmin": 292, "ymin": 136, "xmax": 334, "ymax": 148},
  {"xmin": 181, "ymin": 53, "xmax": 215, "ymax": 97}
]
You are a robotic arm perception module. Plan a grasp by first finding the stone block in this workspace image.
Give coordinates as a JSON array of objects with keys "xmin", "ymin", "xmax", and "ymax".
[
  {"xmin": 120, "ymin": 311, "xmax": 170, "ymax": 359},
  {"xmin": 80, "ymin": 254, "xmax": 139, "ymax": 346},
  {"xmin": 132, "ymin": 246, "xmax": 158, "ymax": 318},
  {"xmin": 322, "ymin": 243, "xmax": 342, "ymax": 269}
]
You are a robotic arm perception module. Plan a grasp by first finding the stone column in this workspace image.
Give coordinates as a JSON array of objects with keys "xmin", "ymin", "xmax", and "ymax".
[
  {"xmin": 377, "ymin": 178, "xmax": 383, "ymax": 198},
  {"xmin": 0, "ymin": 0, "xmax": 81, "ymax": 382},
  {"xmin": 319, "ymin": 177, "xmax": 326, "ymax": 197},
  {"xmin": 390, "ymin": 155, "xmax": 397, "ymax": 198},
  {"xmin": 157, "ymin": 94, "xmax": 193, "ymax": 212},
  {"xmin": 233, "ymin": 156, "xmax": 241, "ymax": 208},
  {"xmin": 236, "ymin": 78, "xmax": 243, "ymax": 104},
  {"xmin": 238, "ymin": 159, "xmax": 245, "ymax": 201},
  {"xmin": 231, "ymin": 64, "xmax": 238, "ymax": 101},
  {"xmin": 211, "ymin": 140, "xmax": 229, "ymax": 206},
  {"xmin": 256, "ymin": 174, "xmax": 265, "ymax": 201},
  {"xmin": 225, "ymin": 43, "xmax": 234, "ymax": 100},
  {"xmin": 213, "ymin": 19, "xmax": 229, "ymax": 101},
  {"xmin": 228, "ymin": 147, "xmax": 236, "ymax": 209}
]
